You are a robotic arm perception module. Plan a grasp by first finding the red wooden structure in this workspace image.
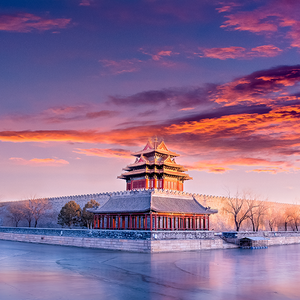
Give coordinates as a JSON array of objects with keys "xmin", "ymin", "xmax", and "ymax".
[
  {"xmin": 90, "ymin": 140, "xmax": 217, "ymax": 231},
  {"xmin": 90, "ymin": 190, "xmax": 217, "ymax": 231},
  {"xmin": 93, "ymin": 212, "xmax": 210, "ymax": 230},
  {"xmin": 118, "ymin": 139, "xmax": 192, "ymax": 191}
]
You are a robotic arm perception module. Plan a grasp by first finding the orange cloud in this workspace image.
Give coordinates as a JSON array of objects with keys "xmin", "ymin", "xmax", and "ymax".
[
  {"xmin": 0, "ymin": 128, "xmax": 159, "ymax": 146},
  {"xmin": 186, "ymin": 156, "xmax": 294, "ymax": 174},
  {"xmin": 185, "ymin": 161, "xmax": 232, "ymax": 173},
  {"xmin": 74, "ymin": 148, "xmax": 132, "ymax": 159},
  {"xmin": 0, "ymin": 13, "xmax": 71, "ymax": 32},
  {"xmin": 179, "ymin": 107, "xmax": 195, "ymax": 111},
  {"xmin": 9, "ymin": 157, "xmax": 69, "ymax": 166},
  {"xmin": 248, "ymin": 168, "xmax": 285, "ymax": 174}
]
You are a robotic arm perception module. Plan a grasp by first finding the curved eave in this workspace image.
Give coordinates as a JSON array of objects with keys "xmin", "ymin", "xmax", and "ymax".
[
  {"xmin": 123, "ymin": 161, "xmax": 188, "ymax": 171},
  {"xmin": 150, "ymin": 209, "xmax": 215, "ymax": 215},
  {"xmin": 132, "ymin": 149, "xmax": 179, "ymax": 157},
  {"xmin": 118, "ymin": 169, "xmax": 193, "ymax": 180},
  {"xmin": 91, "ymin": 208, "xmax": 216, "ymax": 215}
]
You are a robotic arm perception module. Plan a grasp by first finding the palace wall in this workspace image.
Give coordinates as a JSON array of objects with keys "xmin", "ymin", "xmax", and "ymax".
[{"xmin": 0, "ymin": 189, "xmax": 296, "ymax": 230}]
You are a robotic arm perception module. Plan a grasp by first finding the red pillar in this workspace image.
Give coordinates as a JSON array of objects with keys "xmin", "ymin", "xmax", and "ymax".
[
  {"xmin": 93, "ymin": 215, "xmax": 96, "ymax": 229},
  {"xmin": 150, "ymin": 214, "xmax": 153, "ymax": 230},
  {"xmin": 145, "ymin": 177, "xmax": 149, "ymax": 189},
  {"xmin": 129, "ymin": 215, "xmax": 132, "ymax": 230}
]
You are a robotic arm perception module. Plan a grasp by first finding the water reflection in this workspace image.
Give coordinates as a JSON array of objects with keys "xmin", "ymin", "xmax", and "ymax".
[{"xmin": 0, "ymin": 241, "xmax": 300, "ymax": 300}]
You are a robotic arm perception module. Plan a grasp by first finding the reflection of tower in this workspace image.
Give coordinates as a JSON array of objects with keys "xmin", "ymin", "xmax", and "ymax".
[{"xmin": 118, "ymin": 138, "xmax": 192, "ymax": 191}]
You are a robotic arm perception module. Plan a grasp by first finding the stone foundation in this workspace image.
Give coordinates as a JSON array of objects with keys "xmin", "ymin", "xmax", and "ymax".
[{"xmin": 0, "ymin": 228, "xmax": 300, "ymax": 252}]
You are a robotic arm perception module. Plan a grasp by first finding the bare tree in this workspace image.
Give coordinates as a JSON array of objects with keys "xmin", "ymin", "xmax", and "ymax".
[
  {"xmin": 223, "ymin": 190, "xmax": 255, "ymax": 231},
  {"xmin": 22, "ymin": 197, "xmax": 52, "ymax": 227},
  {"xmin": 247, "ymin": 195, "xmax": 268, "ymax": 232},
  {"xmin": 7, "ymin": 203, "xmax": 25, "ymax": 227},
  {"xmin": 289, "ymin": 205, "xmax": 300, "ymax": 231},
  {"xmin": 267, "ymin": 205, "xmax": 280, "ymax": 231},
  {"xmin": 283, "ymin": 206, "xmax": 294, "ymax": 231}
]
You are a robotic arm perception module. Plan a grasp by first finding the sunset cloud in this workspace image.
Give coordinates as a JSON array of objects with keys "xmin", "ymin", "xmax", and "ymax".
[
  {"xmin": 213, "ymin": 65, "xmax": 300, "ymax": 106},
  {"xmin": 79, "ymin": 0, "xmax": 91, "ymax": 6},
  {"xmin": 140, "ymin": 48, "xmax": 178, "ymax": 61},
  {"xmin": 219, "ymin": 1, "xmax": 300, "ymax": 49},
  {"xmin": 186, "ymin": 156, "xmax": 294, "ymax": 174},
  {"xmin": 74, "ymin": 148, "xmax": 132, "ymax": 159},
  {"xmin": 2, "ymin": 64, "xmax": 300, "ymax": 174},
  {"xmin": 11, "ymin": 105, "xmax": 118, "ymax": 124},
  {"xmin": 9, "ymin": 157, "xmax": 69, "ymax": 166},
  {"xmin": 0, "ymin": 13, "xmax": 71, "ymax": 33},
  {"xmin": 200, "ymin": 45, "xmax": 282, "ymax": 60},
  {"xmin": 99, "ymin": 59, "xmax": 142, "ymax": 75},
  {"xmin": 109, "ymin": 86, "xmax": 215, "ymax": 111}
]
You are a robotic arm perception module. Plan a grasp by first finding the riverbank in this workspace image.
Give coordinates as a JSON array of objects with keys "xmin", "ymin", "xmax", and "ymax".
[{"xmin": 0, "ymin": 227, "xmax": 300, "ymax": 252}]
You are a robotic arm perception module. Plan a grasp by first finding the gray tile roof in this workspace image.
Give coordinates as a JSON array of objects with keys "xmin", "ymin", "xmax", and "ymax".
[{"xmin": 89, "ymin": 190, "xmax": 217, "ymax": 215}]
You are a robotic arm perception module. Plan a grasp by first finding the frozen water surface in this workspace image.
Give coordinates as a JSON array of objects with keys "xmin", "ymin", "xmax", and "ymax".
[{"xmin": 0, "ymin": 240, "xmax": 300, "ymax": 300}]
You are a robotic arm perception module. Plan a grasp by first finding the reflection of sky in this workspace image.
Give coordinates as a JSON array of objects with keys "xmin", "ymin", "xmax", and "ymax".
[
  {"xmin": 0, "ymin": 1, "xmax": 300, "ymax": 201},
  {"xmin": 1, "ymin": 241, "xmax": 300, "ymax": 299}
]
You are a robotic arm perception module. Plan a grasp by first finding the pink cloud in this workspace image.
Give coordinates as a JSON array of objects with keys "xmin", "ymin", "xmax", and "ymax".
[
  {"xmin": 99, "ymin": 59, "xmax": 142, "ymax": 75},
  {"xmin": 0, "ymin": 13, "xmax": 71, "ymax": 33},
  {"xmin": 201, "ymin": 46, "xmax": 246, "ymax": 60},
  {"xmin": 219, "ymin": 1, "xmax": 300, "ymax": 49},
  {"xmin": 179, "ymin": 107, "xmax": 195, "ymax": 111},
  {"xmin": 79, "ymin": 0, "xmax": 91, "ymax": 6},
  {"xmin": 139, "ymin": 48, "xmax": 179, "ymax": 62},
  {"xmin": 200, "ymin": 45, "xmax": 282, "ymax": 60},
  {"xmin": 9, "ymin": 157, "xmax": 69, "ymax": 166},
  {"xmin": 221, "ymin": 11, "xmax": 278, "ymax": 33},
  {"xmin": 152, "ymin": 50, "xmax": 173, "ymax": 61},
  {"xmin": 250, "ymin": 45, "xmax": 282, "ymax": 57}
]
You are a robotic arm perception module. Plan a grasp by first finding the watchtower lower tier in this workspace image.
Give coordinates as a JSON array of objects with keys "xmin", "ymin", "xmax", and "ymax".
[{"xmin": 89, "ymin": 190, "xmax": 218, "ymax": 231}]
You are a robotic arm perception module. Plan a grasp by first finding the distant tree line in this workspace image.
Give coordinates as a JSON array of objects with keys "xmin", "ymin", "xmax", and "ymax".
[
  {"xmin": 0, "ymin": 198, "xmax": 99, "ymax": 229},
  {"xmin": 3, "ymin": 197, "xmax": 52, "ymax": 228},
  {"xmin": 219, "ymin": 189, "xmax": 300, "ymax": 232},
  {"xmin": 57, "ymin": 199, "xmax": 99, "ymax": 228}
]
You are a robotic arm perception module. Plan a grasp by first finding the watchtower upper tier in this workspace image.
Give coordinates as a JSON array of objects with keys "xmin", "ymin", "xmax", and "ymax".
[{"xmin": 118, "ymin": 139, "xmax": 192, "ymax": 191}]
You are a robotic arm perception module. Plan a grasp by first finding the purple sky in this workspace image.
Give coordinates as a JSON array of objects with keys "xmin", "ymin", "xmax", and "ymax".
[{"xmin": 1, "ymin": 0, "xmax": 300, "ymax": 203}]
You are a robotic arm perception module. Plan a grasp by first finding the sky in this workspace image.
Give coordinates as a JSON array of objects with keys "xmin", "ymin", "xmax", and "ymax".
[{"xmin": 0, "ymin": 0, "xmax": 300, "ymax": 203}]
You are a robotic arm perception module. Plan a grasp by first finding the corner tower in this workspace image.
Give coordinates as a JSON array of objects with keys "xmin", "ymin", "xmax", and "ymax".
[{"xmin": 118, "ymin": 139, "xmax": 192, "ymax": 191}]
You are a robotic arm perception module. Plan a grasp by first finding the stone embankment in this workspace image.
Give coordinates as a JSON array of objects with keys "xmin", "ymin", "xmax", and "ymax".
[{"xmin": 1, "ymin": 227, "xmax": 300, "ymax": 252}]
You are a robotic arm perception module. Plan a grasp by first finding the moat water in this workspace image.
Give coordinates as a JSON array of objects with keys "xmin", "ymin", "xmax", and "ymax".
[{"xmin": 0, "ymin": 240, "xmax": 299, "ymax": 300}]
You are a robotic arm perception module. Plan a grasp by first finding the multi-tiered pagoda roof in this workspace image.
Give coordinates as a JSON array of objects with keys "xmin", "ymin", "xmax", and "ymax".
[{"xmin": 118, "ymin": 139, "xmax": 192, "ymax": 191}]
